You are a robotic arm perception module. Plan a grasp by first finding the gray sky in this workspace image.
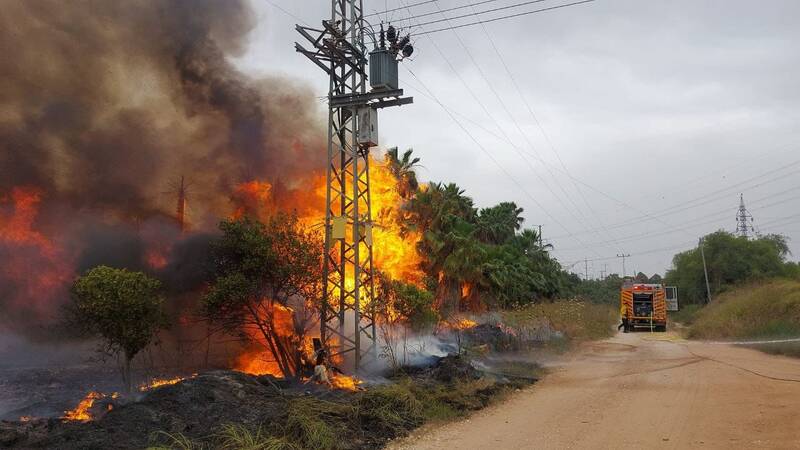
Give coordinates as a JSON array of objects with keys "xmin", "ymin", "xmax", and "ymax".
[{"xmin": 234, "ymin": 0, "xmax": 800, "ymax": 278}]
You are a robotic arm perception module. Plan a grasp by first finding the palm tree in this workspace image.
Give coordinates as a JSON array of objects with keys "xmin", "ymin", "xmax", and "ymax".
[
  {"xmin": 386, "ymin": 147, "xmax": 421, "ymax": 199},
  {"xmin": 476, "ymin": 202, "xmax": 525, "ymax": 245}
]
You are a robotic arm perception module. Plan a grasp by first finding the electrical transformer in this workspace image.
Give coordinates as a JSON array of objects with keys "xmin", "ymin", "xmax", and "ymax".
[
  {"xmin": 368, "ymin": 49, "xmax": 398, "ymax": 91},
  {"xmin": 357, "ymin": 107, "xmax": 378, "ymax": 148}
]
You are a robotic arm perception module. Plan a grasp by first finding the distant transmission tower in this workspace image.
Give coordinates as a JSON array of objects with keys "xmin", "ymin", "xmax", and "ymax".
[
  {"xmin": 735, "ymin": 193, "xmax": 755, "ymax": 238},
  {"xmin": 296, "ymin": 4, "xmax": 413, "ymax": 370}
]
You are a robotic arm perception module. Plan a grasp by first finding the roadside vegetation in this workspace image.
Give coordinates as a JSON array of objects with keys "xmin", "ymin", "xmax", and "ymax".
[
  {"xmin": 502, "ymin": 300, "xmax": 617, "ymax": 343},
  {"xmin": 665, "ymin": 231, "xmax": 799, "ymax": 305},
  {"xmin": 687, "ymin": 279, "xmax": 800, "ymax": 339},
  {"xmin": 658, "ymin": 231, "xmax": 800, "ymax": 356}
]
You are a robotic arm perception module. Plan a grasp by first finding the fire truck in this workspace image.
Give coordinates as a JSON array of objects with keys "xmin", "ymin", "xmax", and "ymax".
[{"xmin": 620, "ymin": 281, "xmax": 667, "ymax": 332}]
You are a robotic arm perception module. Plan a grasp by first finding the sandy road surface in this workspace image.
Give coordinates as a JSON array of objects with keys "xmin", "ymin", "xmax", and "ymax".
[{"xmin": 390, "ymin": 332, "xmax": 800, "ymax": 449}]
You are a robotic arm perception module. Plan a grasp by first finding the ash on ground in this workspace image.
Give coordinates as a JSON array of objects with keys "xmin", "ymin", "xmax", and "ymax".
[{"xmin": 0, "ymin": 354, "xmax": 538, "ymax": 450}]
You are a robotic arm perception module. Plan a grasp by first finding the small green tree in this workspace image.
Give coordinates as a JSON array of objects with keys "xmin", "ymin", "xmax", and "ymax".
[{"xmin": 70, "ymin": 266, "xmax": 168, "ymax": 393}]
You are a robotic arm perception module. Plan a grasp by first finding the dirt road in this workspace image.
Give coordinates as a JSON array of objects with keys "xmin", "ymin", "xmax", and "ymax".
[{"xmin": 390, "ymin": 332, "xmax": 800, "ymax": 449}]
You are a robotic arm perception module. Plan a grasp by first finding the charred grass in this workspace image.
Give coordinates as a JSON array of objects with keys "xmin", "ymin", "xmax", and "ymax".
[{"xmin": 3, "ymin": 356, "xmax": 536, "ymax": 450}]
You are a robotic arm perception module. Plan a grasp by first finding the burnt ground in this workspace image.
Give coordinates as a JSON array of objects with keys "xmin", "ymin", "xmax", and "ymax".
[
  {"xmin": 0, "ymin": 324, "xmax": 545, "ymax": 449},
  {"xmin": 0, "ymin": 355, "xmax": 539, "ymax": 450}
]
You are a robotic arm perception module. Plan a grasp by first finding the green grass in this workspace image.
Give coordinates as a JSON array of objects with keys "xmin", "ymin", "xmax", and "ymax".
[
  {"xmin": 216, "ymin": 424, "xmax": 299, "ymax": 450},
  {"xmin": 668, "ymin": 303, "xmax": 703, "ymax": 326},
  {"xmin": 356, "ymin": 382, "xmax": 424, "ymax": 433},
  {"xmin": 688, "ymin": 279, "xmax": 800, "ymax": 340},
  {"xmin": 285, "ymin": 397, "xmax": 349, "ymax": 450},
  {"xmin": 147, "ymin": 430, "xmax": 207, "ymax": 450}
]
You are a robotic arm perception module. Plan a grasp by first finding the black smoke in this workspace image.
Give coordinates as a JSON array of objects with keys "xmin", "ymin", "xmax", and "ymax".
[{"xmin": 0, "ymin": 0, "xmax": 325, "ymax": 338}]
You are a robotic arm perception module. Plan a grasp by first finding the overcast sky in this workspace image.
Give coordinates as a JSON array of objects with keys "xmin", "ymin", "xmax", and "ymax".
[{"xmin": 233, "ymin": 0, "xmax": 800, "ymax": 278}]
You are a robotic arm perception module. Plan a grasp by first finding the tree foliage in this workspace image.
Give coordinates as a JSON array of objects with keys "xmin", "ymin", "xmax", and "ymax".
[
  {"xmin": 388, "ymin": 150, "xmax": 568, "ymax": 313},
  {"xmin": 376, "ymin": 273, "xmax": 438, "ymax": 331},
  {"xmin": 70, "ymin": 266, "xmax": 168, "ymax": 393},
  {"xmin": 665, "ymin": 231, "xmax": 793, "ymax": 304},
  {"xmin": 202, "ymin": 213, "xmax": 322, "ymax": 378}
]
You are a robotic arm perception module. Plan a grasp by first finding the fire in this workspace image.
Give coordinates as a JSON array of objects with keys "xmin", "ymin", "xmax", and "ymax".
[
  {"xmin": 367, "ymin": 157, "xmax": 424, "ymax": 285},
  {"xmin": 234, "ymin": 349, "xmax": 283, "ymax": 377},
  {"xmin": 139, "ymin": 375, "xmax": 191, "ymax": 391},
  {"xmin": 229, "ymin": 154, "xmax": 422, "ymax": 288},
  {"xmin": 233, "ymin": 302, "xmax": 303, "ymax": 377},
  {"xmin": 224, "ymin": 153, "xmax": 425, "ymax": 379},
  {"xmin": 452, "ymin": 318, "xmax": 478, "ymax": 330},
  {"xmin": 231, "ymin": 180, "xmax": 272, "ymax": 220},
  {"xmin": 145, "ymin": 248, "xmax": 169, "ymax": 269},
  {"xmin": 0, "ymin": 187, "xmax": 52, "ymax": 250},
  {"xmin": 0, "ymin": 186, "xmax": 73, "ymax": 324},
  {"xmin": 62, "ymin": 391, "xmax": 104, "ymax": 422},
  {"xmin": 330, "ymin": 373, "xmax": 363, "ymax": 391}
]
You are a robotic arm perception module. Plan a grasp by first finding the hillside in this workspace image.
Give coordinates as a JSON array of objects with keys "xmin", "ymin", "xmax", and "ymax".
[{"xmin": 686, "ymin": 279, "xmax": 800, "ymax": 356}]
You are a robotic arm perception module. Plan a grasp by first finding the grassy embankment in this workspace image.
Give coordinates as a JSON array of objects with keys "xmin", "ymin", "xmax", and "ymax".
[{"xmin": 677, "ymin": 279, "xmax": 800, "ymax": 357}]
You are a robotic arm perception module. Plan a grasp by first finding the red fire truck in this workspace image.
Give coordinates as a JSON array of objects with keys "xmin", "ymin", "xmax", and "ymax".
[{"xmin": 620, "ymin": 281, "xmax": 667, "ymax": 332}]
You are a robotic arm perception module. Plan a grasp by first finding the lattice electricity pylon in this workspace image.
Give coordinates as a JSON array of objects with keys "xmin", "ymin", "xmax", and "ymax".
[
  {"xmin": 295, "ymin": 2, "xmax": 412, "ymax": 371},
  {"xmin": 736, "ymin": 193, "xmax": 755, "ymax": 238}
]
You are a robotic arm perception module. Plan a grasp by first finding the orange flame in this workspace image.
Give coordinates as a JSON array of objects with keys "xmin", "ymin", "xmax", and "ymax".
[
  {"xmin": 139, "ymin": 375, "xmax": 192, "ymax": 391},
  {"xmin": 231, "ymin": 180, "xmax": 272, "ymax": 220},
  {"xmin": 234, "ymin": 349, "xmax": 284, "ymax": 377},
  {"xmin": 62, "ymin": 391, "xmax": 104, "ymax": 422},
  {"xmin": 0, "ymin": 187, "xmax": 73, "ymax": 321},
  {"xmin": 330, "ymin": 373, "xmax": 363, "ymax": 391},
  {"xmin": 452, "ymin": 318, "xmax": 478, "ymax": 330},
  {"xmin": 228, "ymin": 154, "xmax": 424, "ymax": 378},
  {"xmin": 234, "ymin": 302, "xmax": 303, "ymax": 377}
]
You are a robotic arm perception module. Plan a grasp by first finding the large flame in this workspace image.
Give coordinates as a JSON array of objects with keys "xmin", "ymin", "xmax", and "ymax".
[
  {"xmin": 233, "ymin": 302, "xmax": 305, "ymax": 377},
  {"xmin": 0, "ymin": 187, "xmax": 73, "ymax": 325},
  {"xmin": 229, "ymin": 154, "xmax": 423, "ymax": 384}
]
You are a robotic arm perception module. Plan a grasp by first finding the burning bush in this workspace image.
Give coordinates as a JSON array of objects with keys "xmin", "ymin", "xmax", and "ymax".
[{"xmin": 202, "ymin": 213, "xmax": 322, "ymax": 379}]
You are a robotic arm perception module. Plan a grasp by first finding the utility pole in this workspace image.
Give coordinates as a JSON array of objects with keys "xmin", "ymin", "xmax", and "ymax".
[
  {"xmin": 600, "ymin": 263, "xmax": 608, "ymax": 280},
  {"xmin": 176, "ymin": 175, "xmax": 187, "ymax": 232},
  {"xmin": 584, "ymin": 258, "xmax": 589, "ymax": 280},
  {"xmin": 296, "ymin": 7, "xmax": 413, "ymax": 371},
  {"xmin": 699, "ymin": 237, "xmax": 712, "ymax": 303},
  {"xmin": 616, "ymin": 253, "xmax": 630, "ymax": 278},
  {"xmin": 735, "ymin": 193, "xmax": 755, "ymax": 238},
  {"xmin": 163, "ymin": 176, "xmax": 190, "ymax": 232},
  {"xmin": 536, "ymin": 224, "xmax": 543, "ymax": 248}
]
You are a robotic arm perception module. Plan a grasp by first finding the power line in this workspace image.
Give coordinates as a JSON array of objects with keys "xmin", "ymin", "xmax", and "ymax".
[
  {"xmin": 556, "ymin": 190, "xmax": 800, "ymax": 253},
  {"xmin": 366, "ymin": 0, "xmax": 440, "ymax": 17},
  {"xmin": 422, "ymin": 0, "xmax": 611, "ymax": 252},
  {"xmin": 415, "ymin": 0, "xmax": 595, "ymax": 36},
  {"xmin": 548, "ymin": 161, "xmax": 800, "ymax": 239},
  {"xmin": 405, "ymin": 66, "xmax": 603, "ymax": 256},
  {"xmin": 464, "ymin": 0, "xmax": 628, "ymax": 256},
  {"xmin": 398, "ymin": 0, "xmax": 539, "ymax": 23},
  {"xmin": 264, "ymin": 0, "xmax": 309, "ymax": 26}
]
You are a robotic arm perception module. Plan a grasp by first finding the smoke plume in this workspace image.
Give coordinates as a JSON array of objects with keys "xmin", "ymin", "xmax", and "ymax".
[{"xmin": 0, "ymin": 0, "xmax": 325, "ymax": 337}]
